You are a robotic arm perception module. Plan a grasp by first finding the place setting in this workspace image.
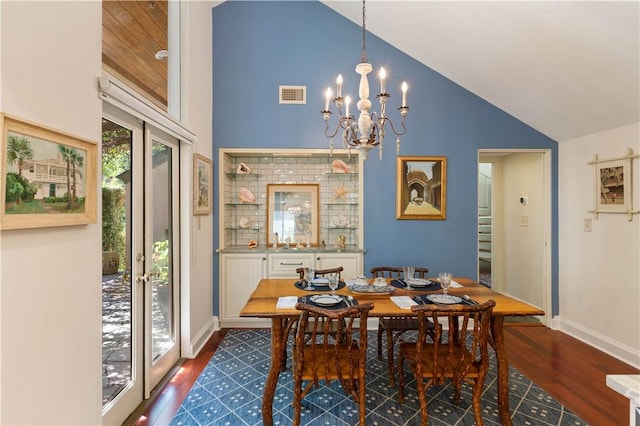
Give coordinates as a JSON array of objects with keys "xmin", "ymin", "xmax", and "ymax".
[
  {"xmin": 299, "ymin": 293, "xmax": 358, "ymax": 309},
  {"xmin": 411, "ymin": 272, "xmax": 479, "ymax": 305},
  {"xmin": 389, "ymin": 266, "xmax": 442, "ymax": 291},
  {"xmin": 294, "ymin": 269, "xmax": 346, "ymax": 292}
]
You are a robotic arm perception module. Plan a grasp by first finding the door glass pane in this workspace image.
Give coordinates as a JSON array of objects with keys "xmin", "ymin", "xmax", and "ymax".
[
  {"xmin": 101, "ymin": 119, "xmax": 133, "ymax": 405},
  {"xmin": 151, "ymin": 141, "xmax": 174, "ymax": 360}
]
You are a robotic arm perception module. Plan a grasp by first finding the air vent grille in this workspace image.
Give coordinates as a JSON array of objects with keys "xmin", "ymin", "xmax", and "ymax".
[{"xmin": 279, "ymin": 85, "xmax": 306, "ymax": 104}]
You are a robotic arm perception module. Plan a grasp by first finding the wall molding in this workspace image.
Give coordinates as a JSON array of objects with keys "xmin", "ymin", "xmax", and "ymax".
[
  {"xmin": 556, "ymin": 316, "xmax": 640, "ymax": 369},
  {"xmin": 188, "ymin": 316, "xmax": 219, "ymax": 358}
]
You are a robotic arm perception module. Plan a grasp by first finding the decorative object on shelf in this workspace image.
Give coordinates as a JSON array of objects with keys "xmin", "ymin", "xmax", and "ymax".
[
  {"xmin": 0, "ymin": 114, "xmax": 97, "ymax": 230},
  {"xmin": 247, "ymin": 239, "xmax": 258, "ymax": 249},
  {"xmin": 321, "ymin": 0, "xmax": 409, "ymax": 161},
  {"xmin": 396, "ymin": 156, "xmax": 447, "ymax": 220},
  {"xmin": 267, "ymin": 184, "xmax": 319, "ymax": 246},
  {"xmin": 331, "ymin": 159, "xmax": 350, "ymax": 174},
  {"xmin": 236, "ymin": 162, "xmax": 251, "ymax": 174},
  {"xmin": 337, "ymin": 234, "xmax": 346, "ymax": 249},
  {"xmin": 239, "ymin": 217, "xmax": 252, "ymax": 228},
  {"xmin": 194, "ymin": 153, "xmax": 213, "ymax": 215},
  {"xmin": 273, "ymin": 232, "xmax": 279, "ymax": 248},
  {"xmin": 588, "ymin": 148, "xmax": 639, "ymax": 221},
  {"xmin": 331, "ymin": 214, "xmax": 349, "ymax": 228},
  {"xmin": 320, "ymin": 239, "xmax": 326, "ymax": 249},
  {"xmin": 332, "ymin": 183, "xmax": 350, "ymax": 201},
  {"xmin": 238, "ymin": 187, "xmax": 255, "ymax": 204}
]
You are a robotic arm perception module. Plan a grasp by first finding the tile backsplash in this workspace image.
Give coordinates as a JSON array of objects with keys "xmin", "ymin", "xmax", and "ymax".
[{"xmin": 222, "ymin": 152, "xmax": 361, "ymax": 249}]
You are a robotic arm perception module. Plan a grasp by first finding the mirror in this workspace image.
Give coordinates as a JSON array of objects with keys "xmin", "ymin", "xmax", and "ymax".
[{"xmin": 267, "ymin": 184, "xmax": 319, "ymax": 246}]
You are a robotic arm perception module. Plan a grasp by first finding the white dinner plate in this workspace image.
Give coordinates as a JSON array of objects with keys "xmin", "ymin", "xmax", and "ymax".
[
  {"xmin": 311, "ymin": 277, "xmax": 329, "ymax": 286},
  {"xmin": 310, "ymin": 294, "xmax": 343, "ymax": 306},
  {"xmin": 426, "ymin": 294, "xmax": 463, "ymax": 305},
  {"xmin": 405, "ymin": 278, "xmax": 434, "ymax": 287}
]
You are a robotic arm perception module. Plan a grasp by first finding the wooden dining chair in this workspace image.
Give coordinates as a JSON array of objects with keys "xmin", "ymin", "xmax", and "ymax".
[
  {"xmin": 285, "ymin": 266, "xmax": 346, "ymax": 369},
  {"xmin": 292, "ymin": 301, "xmax": 374, "ymax": 426},
  {"xmin": 370, "ymin": 265, "xmax": 433, "ymax": 386},
  {"xmin": 397, "ymin": 300, "xmax": 496, "ymax": 426}
]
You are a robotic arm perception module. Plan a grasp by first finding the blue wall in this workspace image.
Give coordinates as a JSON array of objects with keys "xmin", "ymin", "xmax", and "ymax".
[{"xmin": 212, "ymin": 1, "xmax": 559, "ymax": 315}]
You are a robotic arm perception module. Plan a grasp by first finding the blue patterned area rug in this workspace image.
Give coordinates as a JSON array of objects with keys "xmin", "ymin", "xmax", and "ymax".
[{"xmin": 170, "ymin": 329, "xmax": 585, "ymax": 426}]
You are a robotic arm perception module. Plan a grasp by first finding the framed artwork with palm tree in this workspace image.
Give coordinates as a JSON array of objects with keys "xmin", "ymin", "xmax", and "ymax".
[{"xmin": 1, "ymin": 114, "xmax": 97, "ymax": 230}]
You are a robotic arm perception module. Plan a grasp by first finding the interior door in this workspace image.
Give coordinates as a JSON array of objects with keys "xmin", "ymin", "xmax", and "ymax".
[{"xmin": 102, "ymin": 105, "xmax": 181, "ymax": 424}]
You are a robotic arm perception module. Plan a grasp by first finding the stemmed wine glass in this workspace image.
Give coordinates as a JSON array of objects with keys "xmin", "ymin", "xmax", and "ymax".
[
  {"xmin": 304, "ymin": 267, "xmax": 315, "ymax": 290},
  {"xmin": 439, "ymin": 272, "xmax": 452, "ymax": 295},
  {"xmin": 327, "ymin": 272, "xmax": 339, "ymax": 294},
  {"xmin": 403, "ymin": 266, "xmax": 415, "ymax": 290}
]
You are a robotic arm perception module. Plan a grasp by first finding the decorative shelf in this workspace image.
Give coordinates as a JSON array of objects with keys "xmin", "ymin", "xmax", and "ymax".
[{"xmin": 225, "ymin": 203, "xmax": 262, "ymax": 207}]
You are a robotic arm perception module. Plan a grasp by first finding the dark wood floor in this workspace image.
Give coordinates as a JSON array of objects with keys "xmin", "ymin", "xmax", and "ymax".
[{"xmin": 126, "ymin": 325, "xmax": 639, "ymax": 426}]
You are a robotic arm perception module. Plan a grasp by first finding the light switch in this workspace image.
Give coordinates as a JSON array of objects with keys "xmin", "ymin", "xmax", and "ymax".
[
  {"xmin": 584, "ymin": 218, "xmax": 592, "ymax": 232},
  {"xmin": 520, "ymin": 216, "xmax": 528, "ymax": 227}
]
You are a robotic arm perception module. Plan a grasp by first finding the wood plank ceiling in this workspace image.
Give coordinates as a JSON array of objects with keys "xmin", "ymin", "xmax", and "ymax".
[{"xmin": 102, "ymin": 1, "xmax": 168, "ymax": 108}]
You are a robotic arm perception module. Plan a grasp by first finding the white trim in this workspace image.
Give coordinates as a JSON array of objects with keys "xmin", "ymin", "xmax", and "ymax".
[
  {"xmin": 556, "ymin": 315, "xmax": 640, "ymax": 369},
  {"xmin": 98, "ymin": 75, "xmax": 196, "ymax": 143},
  {"xmin": 188, "ymin": 316, "xmax": 219, "ymax": 359}
]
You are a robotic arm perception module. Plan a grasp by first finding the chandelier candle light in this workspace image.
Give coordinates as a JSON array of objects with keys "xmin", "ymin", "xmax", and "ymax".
[{"xmin": 322, "ymin": 0, "xmax": 409, "ymax": 160}]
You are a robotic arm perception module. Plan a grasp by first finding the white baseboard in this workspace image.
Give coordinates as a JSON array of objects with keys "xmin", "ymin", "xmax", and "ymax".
[
  {"xmin": 187, "ymin": 316, "xmax": 219, "ymax": 358},
  {"xmin": 555, "ymin": 315, "xmax": 640, "ymax": 369}
]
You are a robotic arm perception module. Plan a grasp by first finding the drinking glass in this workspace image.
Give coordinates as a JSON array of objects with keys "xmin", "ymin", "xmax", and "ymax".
[
  {"xmin": 403, "ymin": 266, "xmax": 415, "ymax": 289},
  {"xmin": 304, "ymin": 267, "xmax": 315, "ymax": 290},
  {"xmin": 439, "ymin": 272, "xmax": 452, "ymax": 295},
  {"xmin": 328, "ymin": 272, "xmax": 339, "ymax": 294}
]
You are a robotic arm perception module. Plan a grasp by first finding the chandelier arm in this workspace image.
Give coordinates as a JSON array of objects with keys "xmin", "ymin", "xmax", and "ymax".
[
  {"xmin": 324, "ymin": 118, "xmax": 342, "ymax": 140},
  {"xmin": 378, "ymin": 115, "xmax": 408, "ymax": 137}
]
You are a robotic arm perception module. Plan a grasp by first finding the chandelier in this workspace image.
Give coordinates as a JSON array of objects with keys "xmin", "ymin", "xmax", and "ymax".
[{"xmin": 322, "ymin": 0, "xmax": 409, "ymax": 160}]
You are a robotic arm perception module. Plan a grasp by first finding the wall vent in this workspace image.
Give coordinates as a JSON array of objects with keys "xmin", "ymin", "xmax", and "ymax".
[{"xmin": 279, "ymin": 85, "xmax": 306, "ymax": 104}]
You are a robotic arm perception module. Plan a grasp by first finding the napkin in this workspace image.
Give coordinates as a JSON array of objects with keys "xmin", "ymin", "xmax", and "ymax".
[
  {"xmin": 276, "ymin": 296, "xmax": 298, "ymax": 309},
  {"xmin": 450, "ymin": 280, "xmax": 463, "ymax": 288},
  {"xmin": 390, "ymin": 296, "xmax": 418, "ymax": 309}
]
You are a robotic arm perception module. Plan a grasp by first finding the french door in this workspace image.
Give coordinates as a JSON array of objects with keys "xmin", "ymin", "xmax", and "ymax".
[{"xmin": 102, "ymin": 104, "xmax": 181, "ymax": 425}]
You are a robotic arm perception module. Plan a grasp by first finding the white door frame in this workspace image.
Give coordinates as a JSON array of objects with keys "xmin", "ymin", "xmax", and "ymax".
[
  {"xmin": 100, "ymin": 76, "xmax": 195, "ymax": 424},
  {"xmin": 478, "ymin": 149, "xmax": 552, "ymax": 326}
]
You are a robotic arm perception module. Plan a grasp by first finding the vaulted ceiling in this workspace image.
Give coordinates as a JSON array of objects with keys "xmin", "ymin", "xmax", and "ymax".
[
  {"xmin": 322, "ymin": 1, "xmax": 639, "ymax": 142},
  {"xmin": 102, "ymin": 1, "xmax": 639, "ymax": 142}
]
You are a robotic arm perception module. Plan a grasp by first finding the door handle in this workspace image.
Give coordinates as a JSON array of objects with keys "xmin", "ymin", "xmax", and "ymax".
[{"xmin": 136, "ymin": 273, "xmax": 149, "ymax": 283}]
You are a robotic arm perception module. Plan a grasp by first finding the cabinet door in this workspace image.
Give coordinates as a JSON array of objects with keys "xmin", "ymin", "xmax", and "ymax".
[
  {"xmin": 268, "ymin": 253, "xmax": 314, "ymax": 277},
  {"xmin": 220, "ymin": 253, "xmax": 266, "ymax": 327},
  {"xmin": 315, "ymin": 253, "xmax": 362, "ymax": 279}
]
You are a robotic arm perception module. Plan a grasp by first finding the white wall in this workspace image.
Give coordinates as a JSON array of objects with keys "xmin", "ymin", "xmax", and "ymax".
[
  {"xmin": 558, "ymin": 122, "xmax": 640, "ymax": 368},
  {"xmin": 502, "ymin": 152, "xmax": 546, "ymax": 310},
  {"xmin": 181, "ymin": 1, "xmax": 216, "ymax": 355},
  {"xmin": 0, "ymin": 1, "xmax": 103, "ymax": 425},
  {"xmin": 0, "ymin": 1, "xmax": 216, "ymax": 424}
]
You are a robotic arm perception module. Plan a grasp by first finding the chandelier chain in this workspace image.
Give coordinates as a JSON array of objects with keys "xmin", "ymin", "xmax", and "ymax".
[{"xmin": 361, "ymin": 0, "xmax": 367, "ymax": 63}]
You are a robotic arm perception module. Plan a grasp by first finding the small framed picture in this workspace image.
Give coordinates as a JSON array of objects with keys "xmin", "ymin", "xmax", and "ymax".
[
  {"xmin": 193, "ymin": 153, "xmax": 212, "ymax": 215},
  {"xmin": 1, "ymin": 114, "xmax": 97, "ymax": 230},
  {"xmin": 396, "ymin": 156, "xmax": 447, "ymax": 220},
  {"xmin": 595, "ymin": 158, "xmax": 628, "ymax": 213}
]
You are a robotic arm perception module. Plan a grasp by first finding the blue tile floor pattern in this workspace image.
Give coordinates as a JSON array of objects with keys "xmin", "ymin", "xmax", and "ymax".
[{"xmin": 170, "ymin": 329, "xmax": 586, "ymax": 426}]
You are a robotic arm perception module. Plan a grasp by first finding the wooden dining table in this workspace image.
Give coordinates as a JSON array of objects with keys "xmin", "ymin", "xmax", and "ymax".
[{"xmin": 239, "ymin": 277, "xmax": 544, "ymax": 426}]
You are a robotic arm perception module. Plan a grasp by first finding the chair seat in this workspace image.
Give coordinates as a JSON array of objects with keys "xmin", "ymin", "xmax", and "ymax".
[
  {"xmin": 298, "ymin": 343, "xmax": 360, "ymax": 379},
  {"xmin": 399, "ymin": 343, "xmax": 480, "ymax": 378}
]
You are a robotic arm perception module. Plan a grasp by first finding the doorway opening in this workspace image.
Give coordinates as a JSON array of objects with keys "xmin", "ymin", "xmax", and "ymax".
[{"xmin": 478, "ymin": 162, "xmax": 492, "ymax": 287}]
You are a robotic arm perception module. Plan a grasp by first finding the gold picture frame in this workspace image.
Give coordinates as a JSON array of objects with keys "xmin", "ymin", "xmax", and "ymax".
[
  {"xmin": 0, "ymin": 114, "xmax": 97, "ymax": 230},
  {"xmin": 267, "ymin": 183, "xmax": 319, "ymax": 246},
  {"xmin": 396, "ymin": 156, "xmax": 447, "ymax": 220},
  {"xmin": 193, "ymin": 153, "xmax": 213, "ymax": 215}
]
